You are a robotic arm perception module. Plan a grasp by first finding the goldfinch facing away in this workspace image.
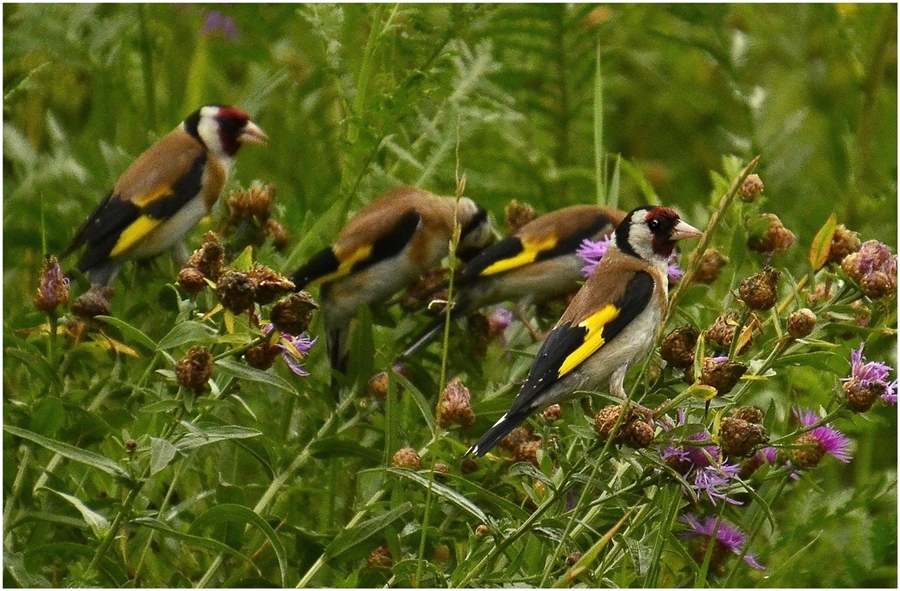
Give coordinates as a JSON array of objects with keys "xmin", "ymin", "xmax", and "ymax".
[
  {"xmin": 399, "ymin": 205, "xmax": 626, "ymax": 360},
  {"xmin": 290, "ymin": 185, "xmax": 494, "ymax": 376},
  {"xmin": 467, "ymin": 206, "xmax": 702, "ymax": 457},
  {"xmin": 61, "ymin": 105, "xmax": 267, "ymax": 286}
]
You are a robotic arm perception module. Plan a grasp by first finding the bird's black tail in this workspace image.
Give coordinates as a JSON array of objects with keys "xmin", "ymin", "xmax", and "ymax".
[
  {"xmin": 397, "ymin": 291, "xmax": 473, "ymax": 361},
  {"xmin": 465, "ymin": 409, "xmax": 531, "ymax": 458}
]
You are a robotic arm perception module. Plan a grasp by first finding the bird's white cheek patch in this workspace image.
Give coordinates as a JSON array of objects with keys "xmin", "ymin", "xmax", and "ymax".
[{"xmin": 557, "ymin": 304, "xmax": 620, "ymax": 378}]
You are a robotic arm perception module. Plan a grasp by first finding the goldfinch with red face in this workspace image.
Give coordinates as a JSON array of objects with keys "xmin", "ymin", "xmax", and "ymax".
[
  {"xmin": 467, "ymin": 206, "xmax": 702, "ymax": 457},
  {"xmin": 399, "ymin": 205, "xmax": 626, "ymax": 360},
  {"xmin": 61, "ymin": 105, "xmax": 267, "ymax": 286},
  {"xmin": 290, "ymin": 185, "xmax": 494, "ymax": 377}
]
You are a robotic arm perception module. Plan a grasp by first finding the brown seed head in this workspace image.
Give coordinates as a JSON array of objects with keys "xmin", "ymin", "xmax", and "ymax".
[
  {"xmin": 719, "ymin": 417, "xmax": 769, "ymax": 458},
  {"xmin": 748, "ymin": 213, "xmax": 795, "ymax": 254},
  {"xmin": 366, "ymin": 545, "xmax": 393, "ymax": 569},
  {"xmin": 705, "ymin": 310, "xmax": 752, "ymax": 354},
  {"xmin": 739, "ymin": 173, "xmax": 764, "ymax": 203},
  {"xmin": 71, "ymin": 285, "xmax": 115, "ymax": 319},
  {"xmin": 175, "ymin": 345, "xmax": 214, "ymax": 393},
  {"xmin": 270, "ymin": 291, "xmax": 318, "ymax": 335},
  {"xmin": 842, "ymin": 377, "xmax": 880, "ymax": 413},
  {"xmin": 841, "ymin": 240, "xmax": 898, "ymax": 299},
  {"xmin": 216, "ymin": 271, "xmax": 256, "ymax": 314},
  {"xmin": 789, "ymin": 433, "xmax": 826, "ymax": 468},
  {"xmin": 628, "ymin": 420, "xmax": 655, "ymax": 449},
  {"xmin": 367, "ymin": 371, "xmax": 390, "ymax": 399},
  {"xmin": 475, "ymin": 524, "xmax": 491, "ymax": 539},
  {"xmin": 787, "ymin": 308, "xmax": 816, "ymax": 338},
  {"xmin": 437, "ymin": 377, "xmax": 475, "ymax": 429},
  {"xmin": 694, "ymin": 249, "xmax": 730, "ymax": 284},
  {"xmin": 392, "ymin": 447, "xmax": 422, "ymax": 470},
  {"xmin": 541, "ymin": 404, "xmax": 563, "ymax": 423},
  {"xmin": 504, "ymin": 200, "xmax": 537, "ymax": 234},
  {"xmin": 185, "ymin": 232, "xmax": 226, "ymax": 281},
  {"xmin": 738, "ymin": 266, "xmax": 781, "ymax": 311},
  {"xmin": 245, "ymin": 342, "xmax": 280, "ymax": 370},
  {"xmin": 594, "ymin": 405, "xmax": 634, "ymax": 443},
  {"xmin": 826, "ymin": 224, "xmax": 861, "ymax": 265},
  {"xmin": 566, "ymin": 552, "xmax": 583, "ymax": 567},
  {"xmin": 661, "ymin": 325, "xmax": 700, "ymax": 369},
  {"xmin": 227, "ymin": 185, "xmax": 275, "ymax": 225},
  {"xmin": 731, "ymin": 406, "xmax": 764, "ymax": 424},
  {"xmin": 247, "ymin": 264, "xmax": 295, "ymax": 305},
  {"xmin": 700, "ymin": 357, "xmax": 748, "ymax": 396},
  {"xmin": 177, "ymin": 267, "xmax": 208, "ymax": 294},
  {"xmin": 34, "ymin": 255, "xmax": 69, "ymax": 314}
]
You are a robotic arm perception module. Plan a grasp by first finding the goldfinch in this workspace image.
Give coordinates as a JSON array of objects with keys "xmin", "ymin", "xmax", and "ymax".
[
  {"xmin": 467, "ymin": 205, "xmax": 702, "ymax": 457},
  {"xmin": 289, "ymin": 185, "xmax": 494, "ymax": 376},
  {"xmin": 61, "ymin": 105, "xmax": 267, "ymax": 286},
  {"xmin": 398, "ymin": 205, "xmax": 626, "ymax": 359}
]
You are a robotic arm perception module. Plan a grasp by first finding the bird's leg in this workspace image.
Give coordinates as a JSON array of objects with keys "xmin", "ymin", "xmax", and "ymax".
[{"xmin": 610, "ymin": 366, "xmax": 654, "ymax": 421}]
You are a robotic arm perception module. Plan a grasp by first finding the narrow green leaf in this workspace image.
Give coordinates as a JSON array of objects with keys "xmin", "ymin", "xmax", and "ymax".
[
  {"xmin": 214, "ymin": 359, "xmax": 296, "ymax": 394},
  {"xmin": 134, "ymin": 516, "xmax": 258, "ymax": 569},
  {"xmin": 95, "ymin": 315, "xmax": 157, "ymax": 351},
  {"xmin": 150, "ymin": 437, "xmax": 178, "ymax": 475},
  {"xmin": 4, "ymin": 424, "xmax": 128, "ymax": 478},
  {"xmin": 156, "ymin": 321, "xmax": 217, "ymax": 350},
  {"xmin": 41, "ymin": 487, "xmax": 111, "ymax": 538},
  {"xmin": 189, "ymin": 503, "xmax": 289, "ymax": 586},
  {"xmin": 393, "ymin": 373, "xmax": 436, "ymax": 432},
  {"xmin": 553, "ymin": 508, "xmax": 634, "ymax": 587},
  {"xmin": 323, "ymin": 502, "xmax": 412, "ymax": 560},
  {"xmin": 309, "ymin": 437, "xmax": 383, "ymax": 462},
  {"xmin": 175, "ymin": 424, "xmax": 262, "ymax": 451},
  {"xmin": 231, "ymin": 245, "xmax": 255, "ymax": 271},
  {"xmin": 388, "ymin": 468, "xmax": 489, "ymax": 523},
  {"xmin": 809, "ymin": 213, "xmax": 837, "ymax": 271}
]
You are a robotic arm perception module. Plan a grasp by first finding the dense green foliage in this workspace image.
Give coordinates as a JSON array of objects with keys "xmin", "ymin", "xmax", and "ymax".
[{"xmin": 4, "ymin": 4, "xmax": 897, "ymax": 587}]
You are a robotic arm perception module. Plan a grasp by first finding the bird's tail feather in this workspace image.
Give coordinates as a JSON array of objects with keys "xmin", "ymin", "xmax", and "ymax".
[{"xmin": 465, "ymin": 409, "xmax": 531, "ymax": 458}]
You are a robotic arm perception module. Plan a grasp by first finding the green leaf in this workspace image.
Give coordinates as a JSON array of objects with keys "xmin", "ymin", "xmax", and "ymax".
[
  {"xmin": 809, "ymin": 213, "xmax": 837, "ymax": 271},
  {"xmin": 94, "ymin": 315, "xmax": 157, "ymax": 351},
  {"xmin": 134, "ymin": 516, "xmax": 258, "ymax": 570},
  {"xmin": 387, "ymin": 468, "xmax": 489, "ymax": 523},
  {"xmin": 150, "ymin": 437, "xmax": 178, "ymax": 475},
  {"xmin": 323, "ymin": 502, "xmax": 412, "ymax": 560},
  {"xmin": 40, "ymin": 487, "xmax": 111, "ymax": 538},
  {"xmin": 214, "ymin": 359, "xmax": 296, "ymax": 394},
  {"xmin": 394, "ymin": 373, "xmax": 436, "ymax": 432},
  {"xmin": 175, "ymin": 424, "xmax": 263, "ymax": 451},
  {"xmin": 309, "ymin": 437, "xmax": 383, "ymax": 462},
  {"xmin": 231, "ymin": 245, "xmax": 255, "ymax": 271},
  {"xmin": 156, "ymin": 321, "xmax": 217, "ymax": 350},
  {"xmin": 189, "ymin": 503, "xmax": 289, "ymax": 586},
  {"xmin": 4, "ymin": 424, "xmax": 128, "ymax": 478}
]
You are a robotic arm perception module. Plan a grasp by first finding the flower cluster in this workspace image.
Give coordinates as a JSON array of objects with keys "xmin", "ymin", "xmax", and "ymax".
[{"xmin": 842, "ymin": 343, "xmax": 897, "ymax": 412}]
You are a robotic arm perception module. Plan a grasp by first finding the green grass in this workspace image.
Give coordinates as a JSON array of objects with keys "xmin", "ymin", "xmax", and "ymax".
[{"xmin": 4, "ymin": 4, "xmax": 897, "ymax": 587}]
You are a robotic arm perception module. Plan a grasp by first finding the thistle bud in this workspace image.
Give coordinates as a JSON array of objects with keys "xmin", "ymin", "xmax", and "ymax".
[
  {"xmin": 34, "ymin": 256, "xmax": 69, "ymax": 314},
  {"xmin": 475, "ymin": 524, "xmax": 491, "ymax": 539},
  {"xmin": 705, "ymin": 310, "xmax": 752, "ymax": 354},
  {"xmin": 177, "ymin": 267, "xmax": 208, "ymax": 294},
  {"xmin": 504, "ymin": 200, "xmax": 537, "ymax": 234},
  {"xmin": 244, "ymin": 342, "xmax": 280, "ymax": 370},
  {"xmin": 541, "ymin": 404, "xmax": 563, "ymax": 423},
  {"xmin": 270, "ymin": 291, "xmax": 318, "ymax": 335},
  {"xmin": 731, "ymin": 406, "xmax": 764, "ymax": 424},
  {"xmin": 841, "ymin": 240, "xmax": 898, "ymax": 299},
  {"xmin": 700, "ymin": 357, "xmax": 748, "ymax": 396},
  {"xmin": 367, "ymin": 371, "xmax": 390, "ymax": 399},
  {"xmin": 392, "ymin": 447, "xmax": 422, "ymax": 470},
  {"xmin": 227, "ymin": 185, "xmax": 274, "ymax": 225},
  {"xmin": 739, "ymin": 174, "xmax": 764, "ymax": 203},
  {"xmin": 826, "ymin": 225, "xmax": 861, "ymax": 265},
  {"xmin": 437, "ymin": 377, "xmax": 475, "ymax": 429},
  {"xmin": 367, "ymin": 545, "xmax": 393, "ymax": 569},
  {"xmin": 594, "ymin": 405, "xmax": 634, "ymax": 443},
  {"xmin": 748, "ymin": 213, "xmax": 795, "ymax": 254},
  {"xmin": 71, "ymin": 285, "xmax": 114, "ymax": 319},
  {"xmin": 842, "ymin": 378, "xmax": 880, "ymax": 413},
  {"xmin": 216, "ymin": 271, "xmax": 256, "ymax": 314},
  {"xmin": 738, "ymin": 266, "xmax": 780, "ymax": 311},
  {"xmin": 499, "ymin": 427, "xmax": 542, "ymax": 465},
  {"xmin": 247, "ymin": 264, "xmax": 295, "ymax": 305},
  {"xmin": 175, "ymin": 345, "xmax": 214, "ymax": 393},
  {"xmin": 185, "ymin": 232, "xmax": 225, "ymax": 281},
  {"xmin": 628, "ymin": 420, "xmax": 655, "ymax": 449},
  {"xmin": 787, "ymin": 308, "xmax": 816, "ymax": 338},
  {"xmin": 719, "ymin": 417, "xmax": 769, "ymax": 458},
  {"xmin": 694, "ymin": 249, "xmax": 729, "ymax": 284},
  {"xmin": 660, "ymin": 325, "xmax": 700, "ymax": 369},
  {"xmin": 567, "ymin": 552, "xmax": 583, "ymax": 567},
  {"xmin": 788, "ymin": 433, "xmax": 826, "ymax": 469}
]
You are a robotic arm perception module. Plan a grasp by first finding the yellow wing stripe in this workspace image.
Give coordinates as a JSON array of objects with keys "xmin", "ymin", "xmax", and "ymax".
[
  {"xmin": 110, "ymin": 216, "xmax": 163, "ymax": 257},
  {"xmin": 480, "ymin": 235, "xmax": 557, "ymax": 276},
  {"xmin": 309, "ymin": 244, "xmax": 373, "ymax": 286},
  {"xmin": 557, "ymin": 304, "xmax": 620, "ymax": 378},
  {"xmin": 132, "ymin": 185, "xmax": 174, "ymax": 208}
]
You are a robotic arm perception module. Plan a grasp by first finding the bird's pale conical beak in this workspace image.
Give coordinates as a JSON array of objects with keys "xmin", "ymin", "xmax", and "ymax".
[
  {"xmin": 672, "ymin": 220, "xmax": 703, "ymax": 241},
  {"xmin": 240, "ymin": 121, "xmax": 268, "ymax": 145}
]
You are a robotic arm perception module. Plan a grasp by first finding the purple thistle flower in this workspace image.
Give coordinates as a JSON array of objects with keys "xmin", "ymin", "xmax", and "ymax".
[
  {"xmin": 577, "ymin": 235, "xmax": 684, "ymax": 282},
  {"xmin": 795, "ymin": 408, "xmax": 853, "ymax": 463},
  {"xmin": 679, "ymin": 513, "xmax": 765, "ymax": 570},
  {"xmin": 844, "ymin": 343, "xmax": 897, "ymax": 404},
  {"xmin": 201, "ymin": 10, "xmax": 239, "ymax": 42},
  {"xmin": 692, "ymin": 462, "xmax": 743, "ymax": 506},
  {"xmin": 34, "ymin": 256, "xmax": 70, "ymax": 314},
  {"xmin": 263, "ymin": 323, "xmax": 316, "ymax": 376}
]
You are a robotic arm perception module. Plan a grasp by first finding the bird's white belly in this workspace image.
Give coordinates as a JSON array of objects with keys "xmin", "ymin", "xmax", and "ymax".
[{"xmin": 126, "ymin": 197, "xmax": 209, "ymax": 260}]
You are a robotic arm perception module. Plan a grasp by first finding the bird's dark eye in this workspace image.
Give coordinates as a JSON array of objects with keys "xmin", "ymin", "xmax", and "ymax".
[{"xmin": 648, "ymin": 219, "xmax": 660, "ymax": 230}]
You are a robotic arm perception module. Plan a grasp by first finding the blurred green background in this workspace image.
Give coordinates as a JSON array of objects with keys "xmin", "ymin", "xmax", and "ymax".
[{"xmin": 3, "ymin": 4, "xmax": 897, "ymax": 587}]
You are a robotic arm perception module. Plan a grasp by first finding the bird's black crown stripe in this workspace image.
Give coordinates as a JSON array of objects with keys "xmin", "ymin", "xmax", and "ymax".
[
  {"xmin": 183, "ymin": 109, "xmax": 202, "ymax": 141},
  {"xmin": 460, "ymin": 205, "xmax": 488, "ymax": 241},
  {"xmin": 615, "ymin": 207, "xmax": 651, "ymax": 258}
]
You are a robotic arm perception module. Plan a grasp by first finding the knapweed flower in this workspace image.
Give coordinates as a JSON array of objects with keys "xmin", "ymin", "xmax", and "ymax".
[
  {"xmin": 841, "ymin": 240, "xmax": 897, "ymax": 299},
  {"xmin": 679, "ymin": 513, "xmax": 765, "ymax": 571},
  {"xmin": 201, "ymin": 10, "xmax": 239, "ymax": 42},
  {"xmin": 788, "ymin": 408, "xmax": 852, "ymax": 468},
  {"xmin": 437, "ymin": 377, "xmax": 475, "ymax": 429},
  {"xmin": 577, "ymin": 236, "xmax": 683, "ymax": 283},
  {"xmin": 34, "ymin": 256, "xmax": 70, "ymax": 314},
  {"xmin": 841, "ymin": 342, "xmax": 897, "ymax": 411},
  {"xmin": 261, "ymin": 323, "xmax": 315, "ymax": 376},
  {"xmin": 691, "ymin": 462, "xmax": 743, "ymax": 506}
]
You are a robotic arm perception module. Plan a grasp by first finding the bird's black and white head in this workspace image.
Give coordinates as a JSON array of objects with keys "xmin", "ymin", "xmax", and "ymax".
[
  {"xmin": 456, "ymin": 198, "xmax": 495, "ymax": 260},
  {"xmin": 184, "ymin": 105, "xmax": 268, "ymax": 159},
  {"xmin": 614, "ymin": 206, "xmax": 702, "ymax": 266}
]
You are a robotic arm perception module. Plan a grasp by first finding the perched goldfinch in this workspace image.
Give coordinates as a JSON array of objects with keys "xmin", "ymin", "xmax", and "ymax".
[
  {"xmin": 61, "ymin": 105, "xmax": 267, "ymax": 286},
  {"xmin": 290, "ymin": 185, "xmax": 494, "ymax": 377},
  {"xmin": 398, "ymin": 205, "xmax": 626, "ymax": 359},
  {"xmin": 467, "ymin": 206, "xmax": 702, "ymax": 457}
]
